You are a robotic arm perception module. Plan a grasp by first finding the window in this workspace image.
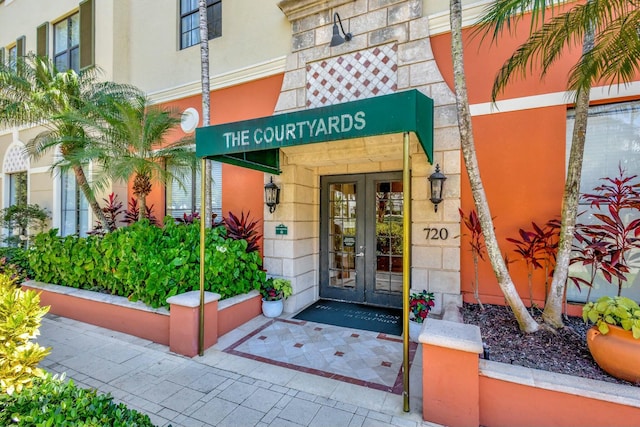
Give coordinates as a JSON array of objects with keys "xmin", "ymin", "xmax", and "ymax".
[
  {"xmin": 7, "ymin": 171, "xmax": 27, "ymax": 242},
  {"xmin": 180, "ymin": 0, "xmax": 221, "ymax": 49},
  {"xmin": 566, "ymin": 100, "xmax": 640, "ymax": 303},
  {"xmin": 167, "ymin": 161, "xmax": 222, "ymax": 223},
  {"xmin": 7, "ymin": 44, "xmax": 17, "ymax": 70},
  {"xmin": 9, "ymin": 172, "xmax": 27, "ymax": 208},
  {"xmin": 60, "ymin": 170, "xmax": 88, "ymax": 237},
  {"xmin": 54, "ymin": 13, "xmax": 80, "ymax": 72},
  {"xmin": 5, "ymin": 36, "xmax": 24, "ymax": 71}
]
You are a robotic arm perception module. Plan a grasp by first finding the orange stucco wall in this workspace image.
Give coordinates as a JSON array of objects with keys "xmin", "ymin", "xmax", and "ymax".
[
  {"xmin": 423, "ymin": 344, "xmax": 480, "ymax": 427},
  {"xmin": 25, "ymin": 283, "xmax": 263, "ymax": 356},
  {"xmin": 429, "ymin": 5, "xmax": 580, "ymax": 105},
  {"xmin": 218, "ymin": 294, "xmax": 262, "ymax": 337},
  {"xmin": 24, "ymin": 284, "xmax": 170, "ymax": 345},
  {"xmin": 459, "ymin": 106, "xmax": 567, "ymax": 304},
  {"xmin": 422, "ymin": 339, "xmax": 640, "ymax": 427},
  {"xmin": 430, "ymin": 7, "xmax": 640, "ymax": 306},
  {"xmin": 131, "ymin": 74, "xmax": 283, "ymax": 229},
  {"xmin": 479, "ymin": 375, "xmax": 640, "ymax": 427}
]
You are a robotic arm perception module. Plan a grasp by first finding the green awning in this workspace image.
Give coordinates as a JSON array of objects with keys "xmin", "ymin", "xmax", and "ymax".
[{"xmin": 196, "ymin": 89, "xmax": 434, "ymax": 173}]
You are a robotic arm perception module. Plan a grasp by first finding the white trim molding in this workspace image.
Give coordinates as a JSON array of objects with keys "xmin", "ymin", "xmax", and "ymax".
[
  {"xmin": 470, "ymin": 81, "xmax": 640, "ymax": 116},
  {"xmin": 29, "ymin": 166, "xmax": 51, "ymax": 175},
  {"xmin": 428, "ymin": 0, "xmax": 493, "ymax": 36},
  {"xmin": 148, "ymin": 56, "xmax": 287, "ymax": 105}
]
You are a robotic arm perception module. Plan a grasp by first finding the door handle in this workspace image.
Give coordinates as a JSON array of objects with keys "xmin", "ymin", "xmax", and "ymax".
[{"xmin": 356, "ymin": 252, "xmax": 364, "ymax": 257}]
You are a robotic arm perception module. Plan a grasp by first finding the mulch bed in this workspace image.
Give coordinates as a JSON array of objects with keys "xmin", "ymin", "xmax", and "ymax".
[{"xmin": 461, "ymin": 302, "xmax": 638, "ymax": 387}]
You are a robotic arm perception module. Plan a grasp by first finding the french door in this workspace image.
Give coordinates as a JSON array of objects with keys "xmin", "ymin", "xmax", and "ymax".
[{"xmin": 319, "ymin": 172, "xmax": 404, "ymax": 308}]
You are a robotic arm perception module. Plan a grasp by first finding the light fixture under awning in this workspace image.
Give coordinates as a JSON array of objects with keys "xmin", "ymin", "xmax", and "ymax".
[{"xmin": 196, "ymin": 89, "xmax": 434, "ymax": 173}]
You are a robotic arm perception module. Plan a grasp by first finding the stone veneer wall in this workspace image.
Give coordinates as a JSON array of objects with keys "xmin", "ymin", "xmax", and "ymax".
[{"xmin": 267, "ymin": 0, "xmax": 461, "ymax": 314}]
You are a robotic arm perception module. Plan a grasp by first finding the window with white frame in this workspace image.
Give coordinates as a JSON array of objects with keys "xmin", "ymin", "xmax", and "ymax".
[
  {"xmin": 166, "ymin": 161, "xmax": 222, "ymax": 223},
  {"xmin": 60, "ymin": 170, "xmax": 89, "ymax": 237},
  {"xmin": 179, "ymin": 0, "xmax": 221, "ymax": 50},
  {"xmin": 566, "ymin": 100, "xmax": 640, "ymax": 303},
  {"xmin": 54, "ymin": 13, "xmax": 80, "ymax": 72}
]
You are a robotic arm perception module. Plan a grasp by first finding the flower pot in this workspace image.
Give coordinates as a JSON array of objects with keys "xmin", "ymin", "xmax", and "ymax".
[
  {"xmin": 587, "ymin": 325, "xmax": 640, "ymax": 383},
  {"xmin": 262, "ymin": 298, "xmax": 283, "ymax": 318},
  {"xmin": 409, "ymin": 319, "xmax": 422, "ymax": 343}
]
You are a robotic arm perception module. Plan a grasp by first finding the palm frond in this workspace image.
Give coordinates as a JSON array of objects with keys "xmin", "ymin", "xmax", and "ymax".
[{"xmin": 486, "ymin": 0, "xmax": 640, "ymax": 100}]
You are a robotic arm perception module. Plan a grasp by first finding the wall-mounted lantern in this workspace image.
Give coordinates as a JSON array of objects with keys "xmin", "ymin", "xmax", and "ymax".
[
  {"xmin": 428, "ymin": 164, "xmax": 446, "ymax": 212},
  {"xmin": 264, "ymin": 177, "xmax": 281, "ymax": 214},
  {"xmin": 330, "ymin": 13, "xmax": 352, "ymax": 47}
]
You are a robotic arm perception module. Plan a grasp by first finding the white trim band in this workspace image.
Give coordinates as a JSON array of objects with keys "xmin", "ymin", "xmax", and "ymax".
[
  {"xmin": 428, "ymin": 0, "xmax": 493, "ymax": 36},
  {"xmin": 470, "ymin": 82, "xmax": 640, "ymax": 116}
]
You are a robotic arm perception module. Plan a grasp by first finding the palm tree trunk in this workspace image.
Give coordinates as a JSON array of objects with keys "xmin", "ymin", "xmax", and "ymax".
[
  {"xmin": 73, "ymin": 164, "xmax": 111, "ymax": 232},
  {"xmin": 138, "ymin": 193, "xmax": 147, "ymax": 222},
  {"xmin": 450, "ymin": 0, "xmax": 539, "ymax": 332},
  {"xmin": 542, "ymin": 28, "xmax": 594, "ymax": 328},
  {"xmin": 199, "ymin": 0, "xmax": 212, "ymax": 227}
]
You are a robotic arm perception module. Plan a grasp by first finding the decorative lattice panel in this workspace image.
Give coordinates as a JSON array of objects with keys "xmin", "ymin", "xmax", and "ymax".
[
  {"xmin": 3, "ymin": 143, "xmax": 28, "ymax": 173},
  {"xmin": 306, "ymin": 44, "xmax": 397, "ymax": 108}
]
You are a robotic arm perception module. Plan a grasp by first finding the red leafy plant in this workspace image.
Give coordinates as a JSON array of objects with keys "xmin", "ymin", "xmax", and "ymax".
[
  {"xmin": 123, "ymin": 198, "xmax": 157, "ymax": 225},
  {"xmin": 570, "ymin": 167, "xmax": 640, "ymax": 297},
  {"xmin": 224, "ymin": 211, "xmax": 261, "ymax": 253},
  {"xmin": 460, "ymin": 208, "xmax": 487, "ymax": 309},
  {"xmin": 409, "ymin": 290, "xmax": 435, "ymax": 324},
  {"xmin": 90, "ymin": 193, "xmax": 124, "ymax": 235},
  {"xmin": 507, "ymin": 219, "xmax": 560, "ymax": 311}
]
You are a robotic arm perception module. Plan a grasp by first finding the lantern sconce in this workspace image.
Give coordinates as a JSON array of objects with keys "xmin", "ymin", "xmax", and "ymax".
[
  {"xmin": 428, "ymin": 164, "xmax": 447, "ymax": 212},
  {"xmin": 264, "ymin": 177, "xmax": 281, "ymax": 214}
]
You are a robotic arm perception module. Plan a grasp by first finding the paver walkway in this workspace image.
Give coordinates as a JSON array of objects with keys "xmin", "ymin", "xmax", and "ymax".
[{"xmin": 39, "ymin": 314, "xmax": 438, "ymax": 427}]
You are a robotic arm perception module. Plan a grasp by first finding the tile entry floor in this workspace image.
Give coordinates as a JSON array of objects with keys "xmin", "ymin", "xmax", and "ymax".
[{"xmin": 221, "ymin": 317, "xmax": 418, "ymax": 394}]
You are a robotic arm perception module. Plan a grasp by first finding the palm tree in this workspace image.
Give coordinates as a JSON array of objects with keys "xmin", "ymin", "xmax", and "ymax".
[
  {"xmin": 199, "ymin": 0, "xmax": 213, "ymax": 228},
  {"xmin": 477, "ymin": 0, "xmax": 640, "ymax": 328},
  {"xmin": 0, "ymin": 54, "xmax": 138, "ymax": 231},
  {"xmin": 449, "ymin": 0, "xmax": 540, "ymax": 332},
  {"xmin": 70, "ymin": 94, "xmax": 195, "ymax": 221}
]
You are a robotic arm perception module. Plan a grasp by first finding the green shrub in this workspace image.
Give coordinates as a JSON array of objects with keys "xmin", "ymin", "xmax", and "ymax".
[
  {"xmin": 0, "ymin": 273, "xmax": 50, "ymax": 395},
  {"xmin": 0, "ymin": 247, "xmax": 33, "ymax": 282},
  {"xmin": 0, "ymin": 375, "xmax": 155, "ymax": 426},
  {"xmin": 0, "ymin": 203, "xmax": 50, "ymax": 249},
  {"xmin": 29, "ymin": 218, "xmax": 266, "ymax": 308}
]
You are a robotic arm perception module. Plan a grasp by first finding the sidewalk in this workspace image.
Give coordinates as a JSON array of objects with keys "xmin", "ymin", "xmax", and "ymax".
[{"xmin": 39, "ymin": 314, "xmax": 437, "ymax": 427}]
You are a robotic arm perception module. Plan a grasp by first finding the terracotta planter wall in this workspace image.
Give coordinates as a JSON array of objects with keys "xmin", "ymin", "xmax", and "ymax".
[
  {"xmin": 421, "ymin": 319, "xmax": 640, "ymax": 427},
  {"xmin": 23, "ymin": 281, "xmax": 261, "ymax": 357}
]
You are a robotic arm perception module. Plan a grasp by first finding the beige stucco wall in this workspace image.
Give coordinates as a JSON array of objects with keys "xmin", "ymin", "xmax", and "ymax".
[
  {"xmin": 125, "ymin": 0, "xmax": 291, "ymax": 95},
  {"xmin": 0, "ymin": 0, "xmax": 121, "ymax": 82},
  {"xmin": 0, "ymin": 0, "xmax": 81, "ymax": 51}
]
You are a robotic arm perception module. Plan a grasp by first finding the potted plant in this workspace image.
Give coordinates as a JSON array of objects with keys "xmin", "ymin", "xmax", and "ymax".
[
  {"xmin": 260, "ymin": 277, "xmax": 293, "ymax": 318},
  {"xmin": 583, "ymin": 296, "xmax": 640, "ymax": 383},
  {"xmin": 408, "ymin": 290, "xmax": 435, "ymax": 342}
]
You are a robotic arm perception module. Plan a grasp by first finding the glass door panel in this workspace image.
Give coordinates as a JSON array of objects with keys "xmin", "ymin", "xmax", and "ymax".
[
  {"xmin": 320, "ymin": 175, "xmax": 365, "ymax": 303},
  {"xmin": 366, "ymin": 175, "xmax": 403, "ymax": 307},
  {"xmin": 328, "ymin": 183, "xmax": 357, "ymax": 290}
]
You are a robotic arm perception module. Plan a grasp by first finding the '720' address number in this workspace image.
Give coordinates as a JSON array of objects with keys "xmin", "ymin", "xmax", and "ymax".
[{"xmin": 423, "ymin": 227, "xmax": 449, "ymax": 240}]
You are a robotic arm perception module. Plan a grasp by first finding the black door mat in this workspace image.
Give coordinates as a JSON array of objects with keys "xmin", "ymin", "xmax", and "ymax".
[{"xmin": 293, "ymin": 299, "xmax": 402, "ymax": 336}]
